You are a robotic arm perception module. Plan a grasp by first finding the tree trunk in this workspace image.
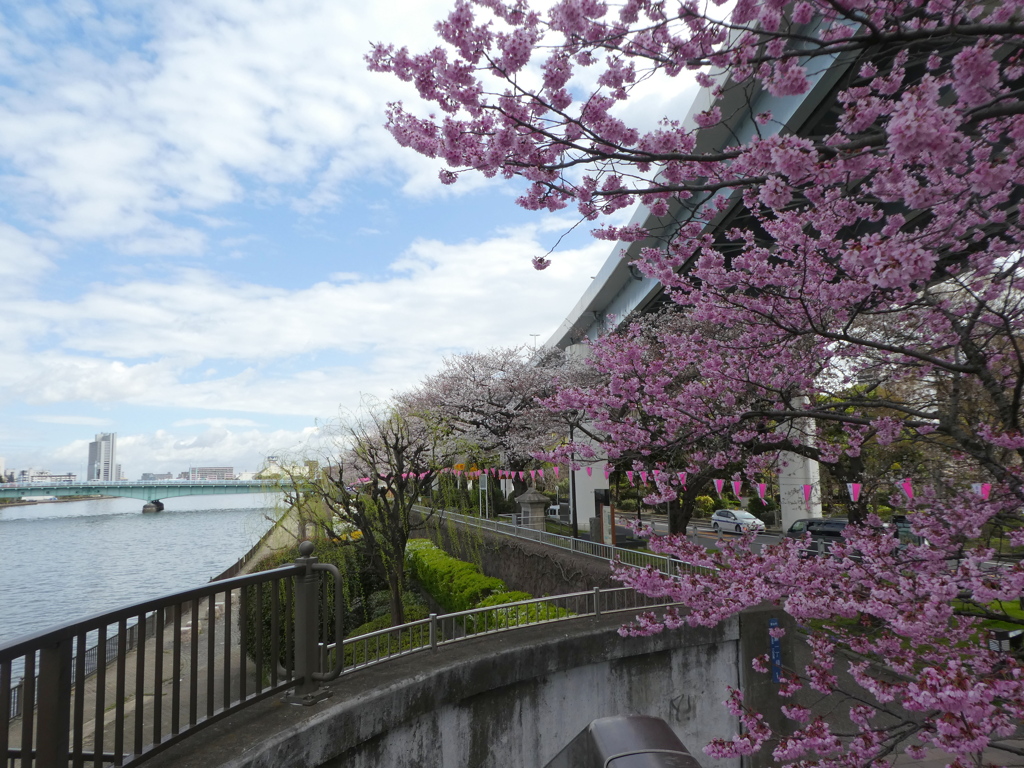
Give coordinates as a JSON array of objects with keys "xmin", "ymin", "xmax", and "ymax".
[{"xmin": 387, "ymin": 566, "xmax": 405, "ymax": 626}]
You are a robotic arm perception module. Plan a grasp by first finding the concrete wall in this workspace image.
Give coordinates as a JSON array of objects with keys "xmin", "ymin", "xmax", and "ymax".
[{"xmin": 418, "ymin": 512, "xmax": 622, "ymax": 595}]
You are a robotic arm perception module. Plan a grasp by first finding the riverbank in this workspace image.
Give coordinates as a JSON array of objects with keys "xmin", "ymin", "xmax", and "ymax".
[{"xmin": 0, "ymin": 495, "xmax": 110, "ymax": 508}]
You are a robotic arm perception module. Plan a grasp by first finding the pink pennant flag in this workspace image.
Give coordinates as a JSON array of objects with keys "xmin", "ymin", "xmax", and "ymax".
[
  {"xmin": 552, "ymin": 467, "xmax": 560, "ymax": 479},
  {"xmin": 677, "ymin": 472, "xmax": 687, "ymax": 488},
  {"xmin": 586, "ymin": 467, "xmax": 593, "ymax": 477},
  {"xmin": 604, "ymin": 466, "xmax": 610, "ymax": 479},
  {"xmin": 847, "ymin": 482, "xmax": 861, "ymax": 502},
  {"xmin": 900, "ymin": 478, "xmax": 914, "ymax": 502},
  {"xmin": 652, "ymin": 469, "xmax": 661, "ymax": 479},
  {"xmin": 420, "ymin": 472, "xmax": 429, "ymax": 479},
  {"xmin": 538, "ymin": 469, "xmax": 545, "ymax": 479},
  {"xmin": 972, "ymin": 482, "xmax": 992, "ymax": 500},
  {"xmin": 529, "ymin": 470, "xmax": 536, "ymax": 481},
  {"xmin": 757, "ymin": 483, "xmax": 766, "ymax": 500},
  {"xmin": 803, "ymin": 484, "xmax": 813, "ymax": 510},
  {"xmin": 626, "ymin": 471, "xmax": 635, "ymax": 485},
  {"xmin": 732, "ymin": 480, "xmax": 742, "ymax": 498},
  {"xmin": 714, "ymin": 479, "xmax": 725, "ymax": 495},
  {"xmin": 518, "ymin": 471, "xmax": 525, "ymax": 481},
  {"xmin": 639, "ymin": 471, "xmax": 648, "ymax": 484}
]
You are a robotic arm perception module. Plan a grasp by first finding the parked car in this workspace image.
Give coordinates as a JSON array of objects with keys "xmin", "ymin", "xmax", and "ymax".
[{"xmin": 710, "ymin": 508, "xmax": 766, "ymax": 534}]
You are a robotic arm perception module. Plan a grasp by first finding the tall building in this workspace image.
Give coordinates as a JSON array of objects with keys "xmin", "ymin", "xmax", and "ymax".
[{"xmin": 87, "ymin": 433, "xmax": 117, "ymax": 481}]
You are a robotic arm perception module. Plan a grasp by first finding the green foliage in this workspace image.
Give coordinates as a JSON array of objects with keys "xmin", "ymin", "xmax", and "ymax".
[
  {"xmin": 466, "ymin": 591, "xmax": 572, "ymax": 633},
  {"xmin": 616, "ymin": 498, "xmax": 638, "ymax": 512},
  {"xmin": 342, "ymin": 605, "xmax": 433, "ymax": 666},
  {"xmin": 406, "ymin": 539, "xmax": 505, "ymax": 611},
  {"xmin": 693, "ymin": 495, "xmax": 715, "ymax": 517},
  {"xmin": 243, "ymin": 538, "xmax": 386, "ymax": 671}
]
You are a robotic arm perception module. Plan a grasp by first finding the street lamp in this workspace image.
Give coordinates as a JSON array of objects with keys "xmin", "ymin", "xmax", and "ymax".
[{"xmin": 529, "ymin": 334, "xmax": 540, "ymax": 349}]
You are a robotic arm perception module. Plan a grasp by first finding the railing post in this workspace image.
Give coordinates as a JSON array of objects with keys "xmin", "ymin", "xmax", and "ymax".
[
  {"xmin": 284, "ymin": 541, "xmax": 331, "ymax": 705},
  {"xmin": 594, "ymin": 587, "xmax": 602, "ymax": 617},
  {"xmin": 429, "ymin": 614, "xmax": 438, "ymax": 650},
  {"xmin": 36, "ymin": 637, "xmax": 73, "ymax": 768}
]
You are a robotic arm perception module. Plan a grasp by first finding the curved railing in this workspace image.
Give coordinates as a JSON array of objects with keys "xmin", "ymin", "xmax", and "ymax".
[
  {"xmin": 415, "ymin": 505, "xmax": 711, "ymax": 576},
  {"xmin": 2, "ymin": 565, "xmax": 306, "ymax": 768},
  {"xmin": 2, "ymin": 542, "xmax": 680, "ymax": 768}
]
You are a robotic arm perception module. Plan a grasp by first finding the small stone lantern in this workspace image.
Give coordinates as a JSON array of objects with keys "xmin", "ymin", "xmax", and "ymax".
[{"xmin": 515, "ymin": 487, "xmax": 550, "ymax": 530}]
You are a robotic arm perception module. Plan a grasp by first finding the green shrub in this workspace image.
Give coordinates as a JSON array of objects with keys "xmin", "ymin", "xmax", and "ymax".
[
  {"xmin": 465, "ymin": 591, "xmax": 573, "ymax": 633},
  {"xmin": 693, "ymin": 495, "xmax": 715, "ymax": 518},
  {"xmin": 405, "ymin": 539, "xmax": 506, "ymax": 611},
  {"xmin": 342, "ymin": 605, "xmax": 433, "ymax": 666}
]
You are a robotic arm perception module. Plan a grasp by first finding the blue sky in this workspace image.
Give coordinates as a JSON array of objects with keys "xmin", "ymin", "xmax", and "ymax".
[{"xmin": 0, "ymin": 0, "xmax": 697, "ymax": 479}]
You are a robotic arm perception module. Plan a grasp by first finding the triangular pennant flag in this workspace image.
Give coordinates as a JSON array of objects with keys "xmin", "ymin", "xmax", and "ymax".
[
  {"xmin": 847, "ymin": 482, "xmax": 861, "ymax": 502},
  {"xmin": 519, "ymin": 471, "xmax": 525, "ymax": 481},
  {"xmin": 652, "ymin": 469, "xmax": 661, "ymax": 479},
  {"xmin": 529, "ymin": 470, "xmax": 536, "ymax": 480},
  {"xmin": 757, "ymin": 483, "xmax": 766, "ymax": 500},
  {"xmin": 714, "ymin": 479, "xmax": 725, "ymax": 495},
  {"xmin": 626, "ymin": 471, "xmax": 634, "ymax": 485},
  {"xmin": 732, "ymin": 480, "xmax": 742, "ymax": 497},
  {"xmin": 972, "ymin": 482, "xmax": 992, "ymax": 500},
  {"xmin": 604, "ymin": 466, "xmax": 610, "ymax": 479},
  {"xmin": 586, "ymin": 467, "xmax": 593, "ymax": 477},
  {"xmin": 803, "ymin": 484, "xmax": 813, "ymax": 503},
  {"xmin": 677, "ymin": 472, "xmax": 687, "ymax": 488},
  {"xmin": 538, "ymin": 469, "xmax": 545, "ymax": 479},
  {"xmin": 639, "ymin": 471, "xmax": 648, "ymax": 484},
  {"xmin": 900, "ymin": 478, "xmax": 914, "ymax": 502},
  {"xmin": 552, "ymin": 467, "xmax": 560, "ymax": 479}
]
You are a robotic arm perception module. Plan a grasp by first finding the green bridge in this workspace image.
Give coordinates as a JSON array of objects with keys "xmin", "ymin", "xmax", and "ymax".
[{"xmin": 0, "ymin": 479, "xmax": 294, "ymax": 511}]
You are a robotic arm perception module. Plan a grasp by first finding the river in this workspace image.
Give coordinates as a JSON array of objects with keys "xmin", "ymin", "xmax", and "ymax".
[{"xmin": 0, "ymin": 494, "xmax": 279, "ymax": 647}]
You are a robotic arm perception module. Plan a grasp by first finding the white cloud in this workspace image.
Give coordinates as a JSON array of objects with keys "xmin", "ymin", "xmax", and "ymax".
[
  {"xmin": 172, "ymin": 417, "xmax": 265, "ymax": 428},
  {"xmin": 29, "ymin": 415, "xmax": 113, "ymax": 426},
  {"xmin": 46, "ymin": 425, "xmax": 320, "ymax": 477},
  {"xmin": 0, "ymin": 0, "xmax": 483, "ymax": 253},
  {"xmin": 0, "ymin": 220, "xmax": 608, "ymax": 416}
]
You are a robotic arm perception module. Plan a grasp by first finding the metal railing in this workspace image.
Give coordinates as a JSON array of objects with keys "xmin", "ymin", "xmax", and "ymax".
[
  {"xmin": 336, "ymin": 586, "xmax": 674, "ymax": 674},
  {"xmin": 3, "ymin": 531, "xmax": 687, "ymax": 768},
  {"xmin": 417, "ymin": 505, "xmax": 711, "ymax": 577},
  {"xmin": 2, "ymin": 542, "xmax": 343, "ymax": 768}
]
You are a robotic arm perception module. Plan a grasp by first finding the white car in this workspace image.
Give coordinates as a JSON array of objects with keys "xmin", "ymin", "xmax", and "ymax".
[{"xmin": 711, "ymin": 508, "xmax": 766, "ymax": 534}]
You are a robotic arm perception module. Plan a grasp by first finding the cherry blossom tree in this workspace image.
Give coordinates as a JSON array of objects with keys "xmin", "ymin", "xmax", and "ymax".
[
  {"xmin": 369, "ymin": 0, "xmax": 1024, "ymax": 763},
  {"xmin": 402, "ymin": 345, "xmax": 575, "ymax": 497},
  {"xmin": 289, "ymin": 399, "xmax": 457, "ymax": 625}
]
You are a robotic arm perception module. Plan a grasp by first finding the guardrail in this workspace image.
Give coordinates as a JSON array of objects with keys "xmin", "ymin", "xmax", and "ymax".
[
  {"xmin": 1, "ymin": 550, "xmax": 341, "ymax": 768},
  {"xmin": 3, "ymin": 538, "xmax": 684, "ymax": 768},
  {"xmin": 336, "ymin": 586, "xmax": 674, "ymax": 674},
  {"xmin": 416, "ymin": 505, "xmax": 710, "ymax": 576}
]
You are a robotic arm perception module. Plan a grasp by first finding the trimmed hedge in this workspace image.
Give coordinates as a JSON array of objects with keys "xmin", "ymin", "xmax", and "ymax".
[
  {"xmin": 405, "ymin": 540, "xmax": 573, "ymax": 633},
  {"xmin": 405, "ymin": 539, "xmax": 505, "ymax": 612},
  {"xmin": 467, "ymin": 591, "xmax": 572, "ymax": 632}
]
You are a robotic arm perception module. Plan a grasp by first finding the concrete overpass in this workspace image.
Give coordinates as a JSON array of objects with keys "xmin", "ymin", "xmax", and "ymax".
[{"xmin": 543, "ymin": 46, "xmax": 854, "ymax": 534}]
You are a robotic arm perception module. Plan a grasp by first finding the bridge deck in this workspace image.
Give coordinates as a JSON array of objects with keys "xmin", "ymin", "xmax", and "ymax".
[{"xmin": 0, "ymin": 480, "xmax": 292, "ymax": 502}]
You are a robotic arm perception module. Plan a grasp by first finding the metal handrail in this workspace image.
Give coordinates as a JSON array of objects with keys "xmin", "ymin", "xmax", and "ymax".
[
  {"xmin": 333, "ymin": 586, "xmax": 676, "ymax": 674},
  {"xmin": 2, "ymin": 523, "xmax": 696, "ymax": 768},
  {"xmin": 2, "ymin": 564, "xmax": 309, "ymax": 768},
  {"xmin": 416, "ymin": 505, "xmax": 710, "ymax": 576}
]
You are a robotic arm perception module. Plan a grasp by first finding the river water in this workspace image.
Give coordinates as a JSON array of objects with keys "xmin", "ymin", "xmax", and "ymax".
[{"xmin": 0, "ymin": 494, "xmax": 279, "ymax": 647}]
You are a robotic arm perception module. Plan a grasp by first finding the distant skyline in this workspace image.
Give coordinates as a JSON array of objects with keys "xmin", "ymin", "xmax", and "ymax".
[{"xmin": 0, "ymin": 0, "xmax": 697, "ymax": 478}]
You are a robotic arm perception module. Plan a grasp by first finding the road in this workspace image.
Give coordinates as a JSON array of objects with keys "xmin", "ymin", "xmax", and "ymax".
[{"xmin": 636, "ymin": 515, "xmax": 783, "ymax": 553}]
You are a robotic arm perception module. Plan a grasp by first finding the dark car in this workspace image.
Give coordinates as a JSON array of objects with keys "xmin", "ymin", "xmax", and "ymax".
[{"xmin": 785, "ymin": 517, "xmax": 849, "ymax": 556}]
